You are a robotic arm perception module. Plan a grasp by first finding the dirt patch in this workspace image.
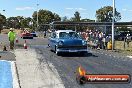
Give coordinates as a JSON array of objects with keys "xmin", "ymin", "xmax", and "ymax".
[
  {"xmin": 115, "ymin": 41, "xmax": 132, "ymax": 55},
  {"xmin": 1, "ymin": 29, "xmax": 23, "ymax": 34}
]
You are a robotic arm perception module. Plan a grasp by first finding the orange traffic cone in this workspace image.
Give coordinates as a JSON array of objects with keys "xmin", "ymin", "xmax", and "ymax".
[
  {"xmin": 16, "ymin": 38, "xmax": 18, "ymax": 43},
  {"xmin": 24, "ymin": 40, "xmax": 27, "ymax": 49}
]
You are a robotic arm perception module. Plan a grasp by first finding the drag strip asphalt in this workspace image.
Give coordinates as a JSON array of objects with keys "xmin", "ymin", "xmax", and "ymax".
[{"xmin": 32, "ymin": 45, "xmax": 132, "ymax": 88}]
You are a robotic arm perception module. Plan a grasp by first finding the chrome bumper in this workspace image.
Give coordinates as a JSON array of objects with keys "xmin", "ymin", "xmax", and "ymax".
[{"xmin": 56, "ymin": 49, "xmax": 88, "ymax": 53}]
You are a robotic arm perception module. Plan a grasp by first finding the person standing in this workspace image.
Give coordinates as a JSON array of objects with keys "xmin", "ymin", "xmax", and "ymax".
[
  {"xmin": 102, "ymin": 35, "xmax": 106, "ymax": 49},
  {"xmin": 105, "ymin": 36, "xmax": 110, "ymax": 50},
  {"xmin": 98, "ymin": 32, "xmax": 103, "ymax": 49},
  {"xmin": 126, "ymin": 33, "xmax": 130, "ymax": 47},
  {"xmin": 8, "ymin": 28, "xmax": 16, "ymax": 50}
]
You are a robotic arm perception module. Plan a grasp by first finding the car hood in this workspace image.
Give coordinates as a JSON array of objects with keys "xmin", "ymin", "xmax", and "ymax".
[{"xmin": 58, "ymin": 38, "xmax": 83, "ymax": 46}]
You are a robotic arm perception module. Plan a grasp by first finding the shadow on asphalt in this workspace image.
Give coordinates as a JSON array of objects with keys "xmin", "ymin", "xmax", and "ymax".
[
  {"xmin": 58, "ymin": 52, "xmax": 98, "ymax": 57},
  {"xmin": 49, "ymin": 49, "xmax": 98, "ymax": 57}
]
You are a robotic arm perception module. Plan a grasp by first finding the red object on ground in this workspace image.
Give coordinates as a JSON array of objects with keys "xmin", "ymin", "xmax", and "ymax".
[
  {"xmin": 16, "ymin": 38, "xmax": 18, "ymax": 43},
  {"xmin": 24, "ymin": 40, "xmax": 27, "ymax": 49}
]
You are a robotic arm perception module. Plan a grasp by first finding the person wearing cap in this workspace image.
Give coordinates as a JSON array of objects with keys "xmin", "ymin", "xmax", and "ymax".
[{"xmin": 8, "ymin": 28, "xmax": 16, "ymax": 50}]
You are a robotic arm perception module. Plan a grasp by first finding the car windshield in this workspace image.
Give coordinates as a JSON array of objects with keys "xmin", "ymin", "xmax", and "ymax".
[{"xmin": 59, "ymin": 32, "xmax": 81, "ymax": 39}]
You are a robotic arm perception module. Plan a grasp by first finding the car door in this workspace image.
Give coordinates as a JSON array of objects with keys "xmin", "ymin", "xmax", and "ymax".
[{"xmin": 49, "ymin": 32, "xmax": 57, "ymax": 50}]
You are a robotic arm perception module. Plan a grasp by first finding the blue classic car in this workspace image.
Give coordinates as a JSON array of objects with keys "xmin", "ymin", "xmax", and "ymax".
[{"xmin": 48, "ymin": 30, "xmax": 88, "ymax": 55}]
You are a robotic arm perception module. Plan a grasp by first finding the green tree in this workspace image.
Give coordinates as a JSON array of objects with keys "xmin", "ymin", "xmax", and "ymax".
[
  {"xmin": 70, "ymin": 17, "xmax": 76, "ymax": 22},
  {"xmin": 32, "ymin": 10, "xmax": 59, "ymax": 24},
  {"xmin": 16, "ymin": 16, "xmax": 24, "ymax": 28},
  {"xmin": 32, "ymin": 9, "xmax": 61, "ymax": 31},
  {"xmin": 81, "ymin": 18, "xmax": 95, "ymax": 22},
  {"xmin": 73, "ymin": 11, "xmax": 81, "ymax": 22},
  {"xmin": 0, "ymin": 13, "xmax": 6, "ymax": 32},
  {"xmin": 20, "ymin": 17, "xmax": 32, "ymax": 28},
  {"xmin": 70, "ymin": 11, "xmax": 81, "ymax": 22},
  {"xmin": 69, "ymin": 11, "xmax": 81, "ymax": 31},
  {"xmin": 81, "ymin": 19, "xmax": 95, "ymax": 32},
  {"xmin": 6, "ymin": 16, "xmax": 33, "ymax": 30},
  {"xmin": 6, "ymin": 17, "xmax": 19, "ymax": 29},
  {"xmin": 62, "ymin": 16, "xmax": 69, "ymax": 22},
  {"xmin": 53, "ymin": 13, "xmax": 61, "ymax": 21},
  {"xmin": 96, "ymin": 6, "xmax": 121, "ymax": 22}
]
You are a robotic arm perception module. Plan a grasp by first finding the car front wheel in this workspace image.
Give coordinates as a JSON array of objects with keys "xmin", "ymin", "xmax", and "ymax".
[{"xmin": 79, "ymin": 52, "xmax": 87, "ymax": 56}]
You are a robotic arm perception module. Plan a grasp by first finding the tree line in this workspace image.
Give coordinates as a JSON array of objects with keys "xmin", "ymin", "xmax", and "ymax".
[{"xmin": 0, "ymin": 6, "xmax": 126, "ymax": 32}]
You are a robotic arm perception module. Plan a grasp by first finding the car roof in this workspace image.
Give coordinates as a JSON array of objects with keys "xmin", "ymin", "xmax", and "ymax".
[{"xmin": 55, "ymin": 30, "xmax": 75, "ymax": 33}]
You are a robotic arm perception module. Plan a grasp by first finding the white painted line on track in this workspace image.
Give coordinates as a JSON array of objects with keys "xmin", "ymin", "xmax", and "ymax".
[
  {"xmin": 11, "ymin": 61, "xmax": 20, "ymax": 88},
  {"xmin": 0, "ymin": 60, "xmax": 12, "ymax": 62},
  {"xmin": 127, "ymin": 56, "xmax": 132, "ymax": 58}
]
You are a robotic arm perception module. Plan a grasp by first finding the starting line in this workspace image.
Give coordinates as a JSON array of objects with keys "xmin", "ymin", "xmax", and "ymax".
[{"xmin": 0, "ymin": 60, "xmax": 19, "ymax": 88}]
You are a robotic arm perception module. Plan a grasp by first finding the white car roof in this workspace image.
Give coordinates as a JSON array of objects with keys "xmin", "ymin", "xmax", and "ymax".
[{"xmin": 55, "ymin": 30, "xmax": 75, "ymax": 33}]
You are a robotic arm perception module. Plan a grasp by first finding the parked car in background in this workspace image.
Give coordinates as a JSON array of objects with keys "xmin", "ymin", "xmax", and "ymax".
[
  {"xmin": 31, "ymin": 31, "xmax": 38, "ymax": 37},
  {"xmin": 114, "ymin": 31, "xmax": 132, "ymax": 41},
  {"xmin": 21, "ymin": 30, "xmax": 33, "ymax": 39},
  {"xmin": 48, "ymin": 30, "xmax": 88, "ymax": 55}
]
